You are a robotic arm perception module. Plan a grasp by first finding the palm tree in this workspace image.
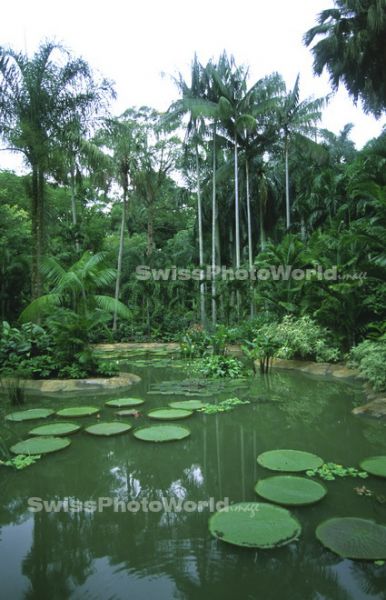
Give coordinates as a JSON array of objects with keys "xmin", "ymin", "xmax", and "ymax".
[
  {"xmin": 304, "ymin": 0, "xmax": 386, "ymax": 116},
  {"xmin": 98, "ymin": 110, "xmax": 146, "ymax": 330},
  {"xmin": 168, "ymin": 56, "xmax": 218, "ymax": 326},
  {"xmin": 20, "ymin": 251, "xmax": 130, "ymax": 323},
  {"xmin": 0, "ymin": 41, "xmax": 114, "ymax": 298},
  {"xmin": 277, "ymin": 75, "xmax": 325, "ymax": 229}
]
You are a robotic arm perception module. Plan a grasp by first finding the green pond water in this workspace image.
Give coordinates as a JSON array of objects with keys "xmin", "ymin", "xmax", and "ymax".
[{"xmin": 1, "ymin": 356, "xmax": 386, "ymax": 600}]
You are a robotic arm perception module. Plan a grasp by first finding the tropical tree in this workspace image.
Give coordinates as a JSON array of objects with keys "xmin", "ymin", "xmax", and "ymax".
[
  {"xmin": 0, "ymin": 41, "xmax": 114, "ymax": 297},
  {"xmin": 20, "ymin": 251, "xmax": 131, "ymax": 324},
  {"xmin": 304, "ymin": 0, "xmax": 386, "ymax": 116},
  {"xmin": 277, "ymin": 75, "xmax": 325, "ymax": 229}
]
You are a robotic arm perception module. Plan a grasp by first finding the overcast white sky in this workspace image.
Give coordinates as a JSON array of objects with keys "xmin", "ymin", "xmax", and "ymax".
[{"xmin": 1, "ymin": 0, "xmax": 385, "ymax": 171}]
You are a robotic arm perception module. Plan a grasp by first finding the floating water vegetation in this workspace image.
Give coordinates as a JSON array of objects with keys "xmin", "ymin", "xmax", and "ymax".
[
  {"xmin": 0, "ymin": 454, "xmax": 41, "ymax": 470},
  {"xmin": 255, "ymin": 475, "xmax": 327, "ymax": 506},
  {"xmin": 147, "ymin": 378, "xmax": 249, "ymax": 397},
  {"xmin": 29, "ymin": 422, "xmax": 81, "ymax": 436},
  {"xmin": 168, "ymin": 400, "xmax": 206, "ymax": 410},
  {"xmin": 56, "ymin": 407, "xmax": 99, "ymax": 418},
  {"xmin": 197, "ymin": 397, "xmax": 249, "ymax": 415},
  {"xmin": 257, "ymin": 449, "xmax": 324, "ymax": 472},
  {"xmin": 105, "ymin": 398, "xmax": 144, "ymax": 408},
  {"xmin": 316, "ymin": 518, "xmax": 386, "ymax": 560},
  {"xmin": 306, "ymin": 462, "xmax": 368, "ymax": 481},
  {"xmin": 5, "ymin": 408, "xmax": 54, "ymax": 422},
  {"xmin": 209, "ymin": 502, "xmax": 301, "ymax": 549},
  {"xmin": 133, "ymin": 424, "xmax": 191, "ymax": 442},
  {"xmin": 360, "ymin": 456, "xmax": 386, "ymax": 478},
  {"xmin": 10, "ymin": 436, "xmax": 71, "ymax": 455},
  {"xmin": 147, "ymin": 408, "xmax": 193, "ymax": 420},
  {"xmin": 85, "ymin": 422, "xmax": 132, "ymax": 436}
]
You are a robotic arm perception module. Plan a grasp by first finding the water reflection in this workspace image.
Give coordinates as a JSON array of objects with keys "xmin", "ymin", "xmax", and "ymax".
[{"xmin": 0, "ymin": 366, "xmax": 385, "ymax": 599}]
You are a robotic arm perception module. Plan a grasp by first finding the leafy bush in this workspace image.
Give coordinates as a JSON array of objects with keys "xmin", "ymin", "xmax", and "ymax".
[
  {"xmin": 191, "ymin": 355, "xmax": 245, "ymax": 379},
  {"xmin": 348, "ymin": 337, "xmax": 386, "ymax": 391},
  {"xmin": 242, "ymin": 315, "xmax": 340, "ymax": 372},
  {"xmin": 179, "ymin": 325, "xmax": 209, "ymax": 358},
  {"xmin": 270, "ymin": 316, "xmax": 340, "ymax": 363},
  {"xmin": 96, "ymin": 361, "xmax": 120, "ymax": 377},
  {"xmin": 0, "ymin": 319, "xmax": 119, "ymax": 380}
]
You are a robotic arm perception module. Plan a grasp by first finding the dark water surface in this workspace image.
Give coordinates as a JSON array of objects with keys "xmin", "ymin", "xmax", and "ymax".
[{"xmin": 1, "ymin": 359, "xmax": 386, "ymax": 600}]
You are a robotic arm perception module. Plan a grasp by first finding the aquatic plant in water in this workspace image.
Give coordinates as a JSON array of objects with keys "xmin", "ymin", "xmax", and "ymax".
[
  {"xmin": 306, "ymin": 462, "xmax": 368, "ymax": 481},
  {"xmin": 0, "ymin": 454, "xmax": 41, "ymax": 469},
  {"xmin": 197, "ymin": 397, "xmax": 250, "ymax": 415}
]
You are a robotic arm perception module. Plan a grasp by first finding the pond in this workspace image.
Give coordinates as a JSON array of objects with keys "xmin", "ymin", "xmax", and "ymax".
[{"xmin": 1, "ymin": 354, "xmax": 386, "ymax": 600}]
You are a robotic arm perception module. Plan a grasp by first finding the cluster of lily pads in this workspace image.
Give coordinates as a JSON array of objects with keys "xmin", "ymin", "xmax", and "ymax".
[
  {"xmin": 209, "ymin": 449, "xmax": 386, "ymax": 561},
  {"xmin": 1, "ymin": 396, "xmax": 219, "ymax": 460}
]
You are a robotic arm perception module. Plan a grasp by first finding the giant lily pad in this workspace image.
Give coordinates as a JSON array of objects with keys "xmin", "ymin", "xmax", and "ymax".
[
  {"xmin": 360, "ymin": 456, "xmax": 386, "ymax": 478},
  {"xmin": 105, "ymin": 398, "xmax": 144, "ymax": 408},
  {"xmin": 56, "ymin": 406, "xmax": 99, "ymax": 418},
  {"xmin": 29, "ymin": 422, "xmax": 81, "ymax": 436},
  {"xmin": 147, "ymin": 408, "xmax": 193, "ymax": 420},
  {"xmin": 255, "ymin": 475, "xmax": 327, "ymax": 506},
  {"xmin": 209, "ymin": 502, "xmax": 301, "ymax": 548},
  {"xmin": 133, "ymin": 424, "xmax": 191, "ymax": 442},
  {"xmin": 168, "ymin": 400, "xmax": 206, "ymax": 410},
  {"xmin": 257, "ymin": 449, "xmax": 323, "ymax": 472},
  {"xmin": 10, "ymin": 436, "xmax": 71, "ymax": 455},
  {"xmin": 316, "ymin": 517, "xmax": 386, "ymax": 560},
  {"xmin": 5, "ymin": 408, "xmax": 54, "ymax": 422},
  {"xmin": 85, "ymin": 422, "xmax": 132, "ymax": 436}
]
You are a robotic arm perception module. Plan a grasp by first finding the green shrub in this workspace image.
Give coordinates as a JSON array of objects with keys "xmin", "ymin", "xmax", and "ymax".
[
  {"xmin": 348, "ymin": 337, "xmax": 386, "ymax": 391},
  {"xmin": 191, "ymin": 355, "xmax": 244, "ymax": 379},
  {"xmin": 272, "ymin": 316, "xmax": 340, "ymax": 363}
]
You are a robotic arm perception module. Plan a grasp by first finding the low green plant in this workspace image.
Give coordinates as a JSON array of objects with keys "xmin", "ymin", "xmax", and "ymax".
[
  {"xmin": 242, "ymin": 331, "xmax": 280, "ymax": 374},
  {"xmin": 306, "ymin": 462, "xmax": 369, "ymax": 481},
  {"xmin": 0, "ymin": 454, "xmax": 41, "ymax": 470},
  {"xmin": 96, "ymin": 361, "xmax": 120, "ymax": 377},
  {"xmin": 348, "ymin": 336, "xmax": 386, "ymax": 391},
  {"xmin": 274, "ymin": 316, "xmax": 341, "ymax": 363},
  {"xmin": 179, "ymin": 326, "xmax": 208, "ymax": 358},
  {"xmin": 198, "ymin": 397, "xmax": 250, "ymax": 414},
  {"xmin": 191, "ymin": 355, "xmax": 245, "ymax": 379}
]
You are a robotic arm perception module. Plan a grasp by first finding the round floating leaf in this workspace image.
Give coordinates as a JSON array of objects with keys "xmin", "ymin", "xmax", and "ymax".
[
  {"xmin": 360, "ymin": 456, "xmax": 386, "ymax": 478},
  {"xmin": 5, "ymin": 408, "xmax": 54, "ymax": 422},
  {"xmin": 105, "ymin": 398, "xmax": 144, "ymax": 408},
  {"xmin": 255, "ymin": 475, "xmax": 327, "ymax": 506},
  {"xmin": 116, "ymin": 409, "xmax": 141, "ymax": 417},
  {"xmin": 316, "ymin": 518, "xmax": 386, "ymax": 560},
  {"xmin": 168, "ymin": 400, "xmax": 206, "ymax": 410},
  {"xmin": 133, "ymin": 424, "xmax": 191, "ymax": 442},
  {"xmin": 29, "ymin": 422, "xmax": 81, "ymax": 437},
  {"xmin": 56, "ymin": 406, "xmax": 99, "ymax": 418},
  {"xmin": 85, "ymin": 422, "xmax": 132, "ymax": 436},
  {"xmin": 257, "ymin": 449, "xmax": 323, "ymax": 472},
  {"xmin": 10, "ymin": 436, "xmax": 71, "ymax": 455},
  {"xmin": 147, "ymin": 408, "xmax": 193, "ymax": 420},
  {"xmin": 209, "ymin": 502, "xmax": 301, "ymax": 548}
]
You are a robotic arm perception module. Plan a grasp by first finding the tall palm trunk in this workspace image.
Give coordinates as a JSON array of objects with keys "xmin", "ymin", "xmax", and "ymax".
[
  {"xmin": 245, "ymin": 159, "xmax": 254, "ymax": 317},
  {"xmin": 211, "ymin": 124, "xmax": 217, "ymax": 326},
  {"xmin": 285, "ymin": 137, "xmax": 290, "ymax": 229},
  {"xmin": 70, "ymin": 165, "xmax": 80, "ymax": 253},
  {"xmin": 195, "ymin": 141, "xmax": 206, "ymax": 327},
  {"xmin": 234, "ymin": 134, "xmax": 240, "ymax": 316},
  {"xmin": 234, "ymin": 135, "xmax": 240, "ymax": 268},
  {"xmin": 31, "ymin": 164, "xmax": 44, "ymax": 299},
  {"xmin": 112, "ymin": 186, "xmax": 127, "ymax": 331}
]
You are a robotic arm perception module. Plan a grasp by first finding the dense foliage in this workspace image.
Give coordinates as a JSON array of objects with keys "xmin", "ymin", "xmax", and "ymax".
[{"xmin": 0, "ymin": 10, "xmax": 385, "ymax": 387}]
